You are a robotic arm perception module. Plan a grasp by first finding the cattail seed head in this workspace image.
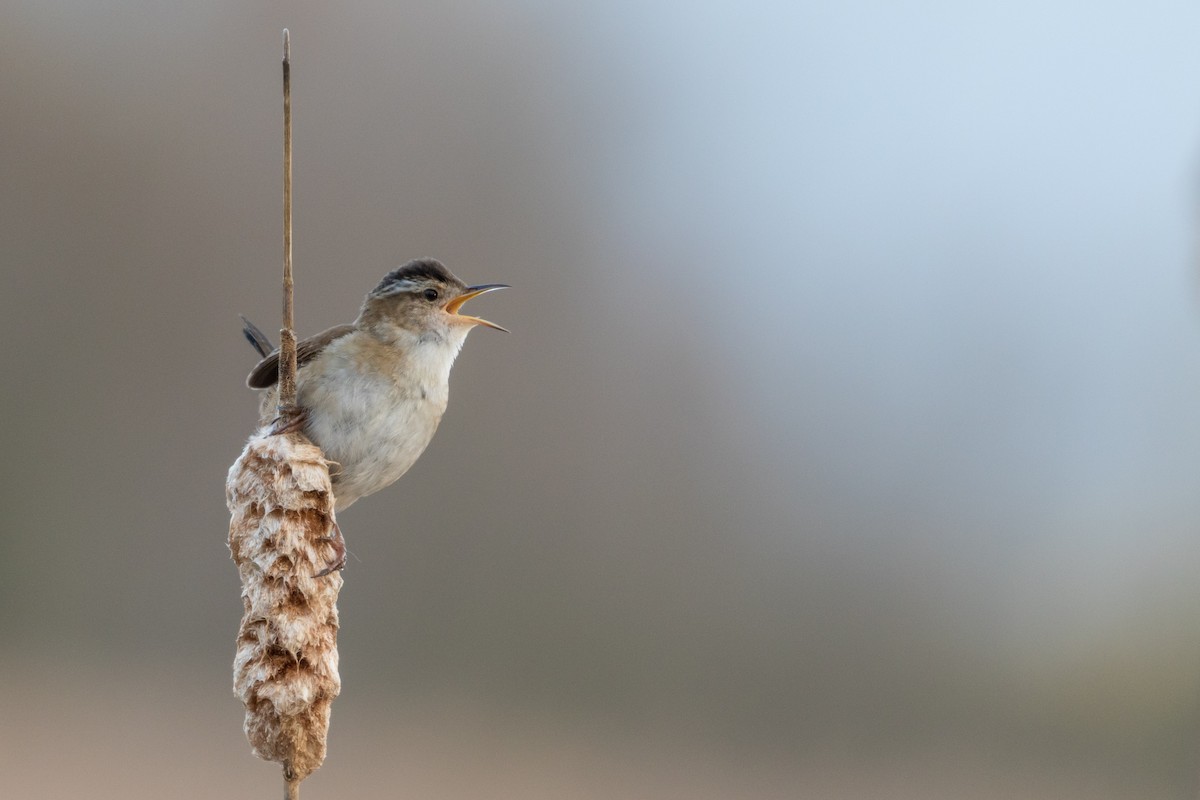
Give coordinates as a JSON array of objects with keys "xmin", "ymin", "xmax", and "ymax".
[{"xmin": 227, "ymin": 428, "xmax": 342, "ymax": 784}]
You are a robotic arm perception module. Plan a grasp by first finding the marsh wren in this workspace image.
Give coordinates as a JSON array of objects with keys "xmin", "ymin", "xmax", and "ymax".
[{"xmin": 242, "ymin": 258, "xmax": 507, "ymax": 520}]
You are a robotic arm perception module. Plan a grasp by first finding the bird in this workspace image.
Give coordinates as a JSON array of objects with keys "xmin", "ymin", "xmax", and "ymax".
[{"xmin": 240, "ymin": 258, "xmax": 507, "ymax": 570}]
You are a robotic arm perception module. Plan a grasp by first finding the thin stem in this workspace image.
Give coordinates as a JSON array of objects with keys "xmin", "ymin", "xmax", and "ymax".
[
  {"xmin": 278, "ymin": 28, "xmax": 298, "ymax": 410},
  {"xmin": 283, "ymin": 763, "xmax": 301, "ymax": 799}
]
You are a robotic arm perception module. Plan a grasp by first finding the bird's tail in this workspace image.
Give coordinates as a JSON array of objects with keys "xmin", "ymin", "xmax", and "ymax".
[{"xmin": 240, "ymin": 315, "xmax": 275, "ymax": 358}]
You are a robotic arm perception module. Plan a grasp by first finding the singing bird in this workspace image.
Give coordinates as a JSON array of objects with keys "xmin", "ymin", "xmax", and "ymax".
[{"xmin": 242, "ymin": 258, "xmax": 507, "ymax": 529}]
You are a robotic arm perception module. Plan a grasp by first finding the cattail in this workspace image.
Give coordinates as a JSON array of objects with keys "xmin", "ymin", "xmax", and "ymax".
[{"xmin": 227, "ymin": 428, "xmax": 342, "ymax": 797}]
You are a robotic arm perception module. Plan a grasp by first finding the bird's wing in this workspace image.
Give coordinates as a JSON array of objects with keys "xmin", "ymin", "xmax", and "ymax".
[{"xmin": 246, "ymin": 324, "xmax": 357, "ymax": 389}]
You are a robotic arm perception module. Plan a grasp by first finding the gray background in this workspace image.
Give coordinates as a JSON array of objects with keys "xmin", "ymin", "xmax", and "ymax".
[{"xmin": 2, "ymin": 2, "xmax": 1198, "ymax": 797}]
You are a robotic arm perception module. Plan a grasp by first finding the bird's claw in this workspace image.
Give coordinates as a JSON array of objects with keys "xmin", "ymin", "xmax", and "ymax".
[
  {"xmin": 313, "ymin": 521, "xmax": 347, "ymax": 578},
  {"xmin": 268, "ymin": 405, "xmax": 309, "ymax": 437}
]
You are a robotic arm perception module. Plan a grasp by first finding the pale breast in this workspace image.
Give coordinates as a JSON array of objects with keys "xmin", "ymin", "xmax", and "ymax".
[{"xmin": 293, "ymin": 333, "xmax": 455, "ymax": 510}]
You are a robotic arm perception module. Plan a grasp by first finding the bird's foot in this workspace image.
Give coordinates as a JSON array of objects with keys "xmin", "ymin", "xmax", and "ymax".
[
  {"xmin": 268, "ymin": 405, "xmax": 309, "ymax": 437},
  {"xmin": 313, "ymin": 520, "xmax": 347, "ymax": 578}
]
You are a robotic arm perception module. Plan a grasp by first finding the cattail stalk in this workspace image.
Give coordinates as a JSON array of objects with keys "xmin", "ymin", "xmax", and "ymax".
[
  {"xmin": 278, "ymin": 28, "xmax": 297, "ymax": 412},
  {"xmin": 227, "ymin": 30, "xmax": 341, "ymax": 798}
]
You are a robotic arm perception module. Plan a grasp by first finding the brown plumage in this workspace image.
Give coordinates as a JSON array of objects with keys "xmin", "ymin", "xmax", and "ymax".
[{"xmin": 244, "ymin": 323, "xmax": 357, "ymax": 390}]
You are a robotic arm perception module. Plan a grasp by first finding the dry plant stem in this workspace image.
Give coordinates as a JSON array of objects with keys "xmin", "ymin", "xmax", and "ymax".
[
  {"xmin": 278, "ymin": 28, "xmax": 298, "ymax": 411},
  {"xmin": 226, "ymin": 30, "xmax": 341, "ymax": 798},
  {"xmin": 285, "ymin": 772, "xmax": 301, "ymax": 800}
]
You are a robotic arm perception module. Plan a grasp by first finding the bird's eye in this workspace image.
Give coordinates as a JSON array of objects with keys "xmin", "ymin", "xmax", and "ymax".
[{"xmin": 423, "ymin": 288, "xmax": 439, "ymax": 302}]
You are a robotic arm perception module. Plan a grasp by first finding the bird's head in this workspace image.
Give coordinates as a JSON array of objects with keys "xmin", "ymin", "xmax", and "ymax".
[{"xmin": 360, "ymin": 258, "xmax": 508, "ymax": 342}]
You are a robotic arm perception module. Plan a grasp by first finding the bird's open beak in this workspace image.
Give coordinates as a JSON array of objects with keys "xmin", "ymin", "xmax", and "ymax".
[{"xmin": 446, "ymin": 284, "xmax": 509, "ymax": 331}]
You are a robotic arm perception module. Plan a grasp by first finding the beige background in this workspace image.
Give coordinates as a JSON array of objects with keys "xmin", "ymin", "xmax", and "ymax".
[{"xmin": 1, "ymin": 2, "xmax": 1198, "ymax": 797}]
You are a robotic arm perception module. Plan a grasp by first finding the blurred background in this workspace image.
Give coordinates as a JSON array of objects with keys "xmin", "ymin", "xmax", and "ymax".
[{"xmin": 2, "ymin": 1, "xmax": 1199, "ymax": 797}]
